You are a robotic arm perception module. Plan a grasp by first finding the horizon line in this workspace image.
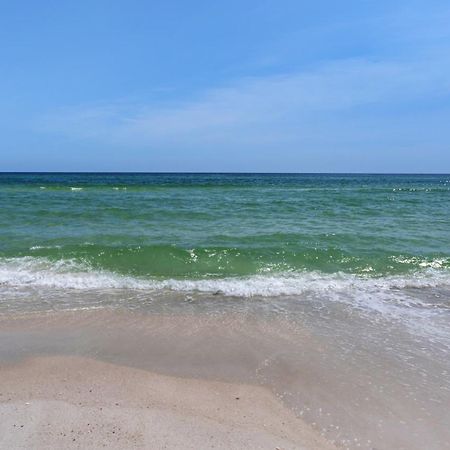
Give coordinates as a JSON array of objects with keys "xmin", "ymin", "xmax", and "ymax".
[{"xmin": 0, "ymin": 171, "xmax": 449, "ymax": 176}]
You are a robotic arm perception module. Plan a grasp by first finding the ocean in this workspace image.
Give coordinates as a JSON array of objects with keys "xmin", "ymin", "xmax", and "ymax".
[{"xmin": 1, "ymin": 172, "xmax": 449, "ymax": 448}]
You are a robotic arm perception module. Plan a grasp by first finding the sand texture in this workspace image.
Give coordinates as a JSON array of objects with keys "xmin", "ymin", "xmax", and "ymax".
[{"xmin": 0, "ymin": 356, "xmax": 335, "ymax": 449}]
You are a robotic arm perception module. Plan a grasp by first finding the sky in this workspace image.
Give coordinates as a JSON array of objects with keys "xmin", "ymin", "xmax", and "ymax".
[{"xmin": 0, "ymin": 0, "xmax": 449, "ymax": 172}]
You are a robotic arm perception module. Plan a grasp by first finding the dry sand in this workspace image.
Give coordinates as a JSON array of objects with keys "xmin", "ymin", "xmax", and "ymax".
[{"xmin": 0, "ymin": 355, "xmax": 335, "ymax": 449}]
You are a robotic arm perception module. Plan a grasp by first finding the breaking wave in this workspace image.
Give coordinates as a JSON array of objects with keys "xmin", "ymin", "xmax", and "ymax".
[{"xmin": 0, "ymin": 256, "xmax": 449, "ymax": 298}]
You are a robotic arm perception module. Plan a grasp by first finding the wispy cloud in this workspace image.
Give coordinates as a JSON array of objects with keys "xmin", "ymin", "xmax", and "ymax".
[
  {"xmin": 36, "ymin": 4, "xmax": 450, "ymax": 159},
  {"xmin": 37, "ymin": 54, "xmax": 450, "ymax": 148}
]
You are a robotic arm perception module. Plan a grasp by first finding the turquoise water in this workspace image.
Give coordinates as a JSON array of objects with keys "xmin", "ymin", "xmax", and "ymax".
[
  {"xmin": 1, "ymin": 173, "xmax": 450, "ymax": 323},
  {"xmin": 1, "ymin": 173, "xmax": 449, "ymax": 281}
]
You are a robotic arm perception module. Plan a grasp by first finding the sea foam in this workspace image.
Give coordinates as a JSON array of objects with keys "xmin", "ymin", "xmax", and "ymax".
[
  {"xmin": 0, "ymin": 256, "xmax": 448, "ymax": 297},
  {"xmin": 1, "ymin": 256, "xmax": 449, "ymax": 343}
]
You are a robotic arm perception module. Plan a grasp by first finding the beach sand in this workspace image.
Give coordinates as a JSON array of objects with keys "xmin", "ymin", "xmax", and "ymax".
[
  {"xmin": 1, "ymin": 307, "xmax": 448, "ymax": 449},
  {"xmin": 0, "ymin": 355, "xmax": 335, "ymax": 450}
]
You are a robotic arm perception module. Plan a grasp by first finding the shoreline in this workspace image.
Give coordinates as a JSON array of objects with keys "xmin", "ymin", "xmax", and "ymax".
[{"xmin": 0, "ymin": 355, "xmax": 334, "ymax": 449}]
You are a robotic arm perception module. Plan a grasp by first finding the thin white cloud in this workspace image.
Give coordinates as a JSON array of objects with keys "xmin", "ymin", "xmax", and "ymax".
[
  {"xmin": 36, "ymin": 3, "xmax": 450, "ymax": 154},
  {"xmin": 37, "ymin": 52, "xmax": 450, "ymax": 150}
]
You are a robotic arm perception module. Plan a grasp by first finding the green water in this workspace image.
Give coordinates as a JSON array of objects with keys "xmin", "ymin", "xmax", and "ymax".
[{"xmin": 0, "ymin": 173, "xmax": 449, "ymax": 281}]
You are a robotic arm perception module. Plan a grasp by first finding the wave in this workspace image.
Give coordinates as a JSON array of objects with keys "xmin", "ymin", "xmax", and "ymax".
[
  {"xmin": 2, "ymin": 256, "xmax": 450, "ymax": 344},
  {"xmin": 17, "ymin": 242, "xmax": 450, "ymax": 280},
  {"xmin": 1, "ymin": 256, "xmax": 449, "ymax": 298}
]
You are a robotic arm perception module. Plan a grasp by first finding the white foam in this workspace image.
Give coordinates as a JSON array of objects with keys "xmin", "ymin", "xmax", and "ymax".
[
  {"xmin": 0, "ymin": 256, "xmax": 448, "ymax": 297},
  {"xmin": 1, "ymin": 256, "xmax": 449, "ymax": 342},
  {"xmin": 30, "ymin": 245, "xmax": 62, "ymax": 251},
  {"xmin": 0, "ymin": 257, "xmax": 145, "ymax": 290},
  {"xmin": 390, "ymin": 255, "xmax": 449, "ymax": 269}
]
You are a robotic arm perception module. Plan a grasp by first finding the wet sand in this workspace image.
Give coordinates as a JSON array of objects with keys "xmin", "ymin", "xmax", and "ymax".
[
  {"xmin": 0, "ymin": 355, "xmax": 334, "ymax": 449},
  {"xmin": 0, "ymin": 306, "xmax": 449, "ymax": 449}
]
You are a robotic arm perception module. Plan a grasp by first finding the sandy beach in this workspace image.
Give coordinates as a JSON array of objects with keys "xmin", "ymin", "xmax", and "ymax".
[
  {"xmin": 0, "ymin": 355, "xmax": 334, "ymax": 449},
  {"xmin": 1, "ymin": 305, "xmax": 449, "ymax": 449}
]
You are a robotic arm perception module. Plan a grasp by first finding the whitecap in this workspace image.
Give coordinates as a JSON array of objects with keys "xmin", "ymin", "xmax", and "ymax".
[
  {"xmin": 30, "ymin": 245, "xmax": 62, "ymax": 251},
  {"xmin": 0, "ymin": 256, "xmax": 448, "ymax": 298}
]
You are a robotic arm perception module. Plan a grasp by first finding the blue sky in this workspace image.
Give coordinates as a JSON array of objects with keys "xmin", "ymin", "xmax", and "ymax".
[{"xmin": 1, "ymin": 0, "xmax": 449, "ymax": 172}]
